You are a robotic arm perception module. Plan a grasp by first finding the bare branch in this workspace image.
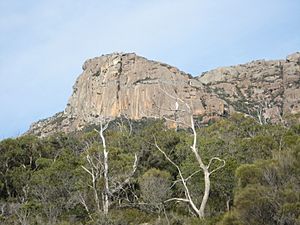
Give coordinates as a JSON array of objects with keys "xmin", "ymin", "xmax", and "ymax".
[
  {"xmin": 154, "ymin": 137, "xmax": 199, "ymax": 215},
  {"xmin": 170, "ymin": 169, "xmax": 202, "ymax": 188},
  {"xmin": 123, "ymin": 114, "xmax": 133, "ymax": 136},
  {"xmin": 185, "ymin": 169, "xmax": 202, "ymax": 182},
  {"xmin": 162, "ymin": 116, "xmax": 191, "ymax": 127},
  {"xmin": 158, "ymin": 85, "xmax": 192, "ymax": 113},
  {"xmin": 81, "ymin": 165, "xmax": 94, "ymax": 177},
  {"xmin": 207, "ymin": 157, "xmax": 224, "ymax": 169},
  {"xmin": 209, "ymin": 158, "xmax": 226, "ymax": 175},
  {"xmin": 164, "ymin": 198, "xmax": 190, "ymax": 203}
]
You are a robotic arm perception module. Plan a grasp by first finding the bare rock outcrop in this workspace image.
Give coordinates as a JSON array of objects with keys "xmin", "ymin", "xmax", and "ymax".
[
  {"xmin": 27, "ymin": 53, "xmax": 227, "ymax": 137},
  {"xmin": 197, "ymin": 52, "xmax": 300, "ymax": 123},
  {"xmin": 27, "ymin": 52, "xmax": 300, "ymax": 137}
]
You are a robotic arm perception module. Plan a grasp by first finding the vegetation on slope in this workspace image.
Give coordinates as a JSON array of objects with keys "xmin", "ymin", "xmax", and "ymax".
[{"xmin": 0, "ymin": 114, "xmax": 299, "ymax": 225}]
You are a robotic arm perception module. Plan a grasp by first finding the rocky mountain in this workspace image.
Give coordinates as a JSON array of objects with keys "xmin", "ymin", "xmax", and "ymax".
[
  {"xmin": 27, "ymin": 52, "xmax": 300, "ymax": 137},
  {"xmin": 198, "ymin": 52, "xmax": 300, "ymax": 124},
  {"xmin": 27, "ymin": 53, "xmax": 226, "ymax": 137}
]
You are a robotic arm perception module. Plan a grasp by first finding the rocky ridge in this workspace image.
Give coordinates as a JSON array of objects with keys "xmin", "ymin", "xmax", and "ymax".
[
  {"xmin": 27, "ymin": 52, "xmax": 300, "ymax": 137},
  {"xmin": 198, "ymin": 52, "xmax": 300, "ymax": 123}
]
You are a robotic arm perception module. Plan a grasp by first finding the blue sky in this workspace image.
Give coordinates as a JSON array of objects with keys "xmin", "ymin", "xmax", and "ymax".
[{"xmin": 0, "ymin": 0, "xmax": 300, "ymax": 139}]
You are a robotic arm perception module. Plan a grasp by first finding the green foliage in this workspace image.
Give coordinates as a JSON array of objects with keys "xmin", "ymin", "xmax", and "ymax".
[
  {"xmin": 223, "ymin": 144, "xmax": 300, "ymax": 225},
  {"xmin": 234, "ymin": 185, "xmax": 277, "ymax": 225},
  {"xmin": 235, "ymin": 164, "xmax": 263, "ymax": 188},
  {"xmin": 0, "ymin": 116, "xmax": 299, "ymax": 224},
  {"xmin": 217, "ymin": 212, "xmax": 242, "ymax": 225}
]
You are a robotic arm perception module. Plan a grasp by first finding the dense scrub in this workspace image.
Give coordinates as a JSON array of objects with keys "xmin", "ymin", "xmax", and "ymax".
[{"xmin": 0, "ymin": 115, "xmax": 299, "ymax": 224}]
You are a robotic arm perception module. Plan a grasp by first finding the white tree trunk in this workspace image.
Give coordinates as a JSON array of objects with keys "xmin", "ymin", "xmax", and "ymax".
[
  {"xmin": 154, "ymin": 98, "xmax": 225, "ymax": 219},
  {"xmin": 83, "ymin": 119, "xmax": 139, "ymax": 216},
  {"xmin": 100, "ymin": 122, "xmax": 110, "ymax": 215},
  {"xmin": 199, "ymin": 169, "xmax": 210, "ymax": 218}
]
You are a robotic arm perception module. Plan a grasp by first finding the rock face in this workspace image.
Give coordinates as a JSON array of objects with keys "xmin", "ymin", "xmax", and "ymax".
[
  {"xmin": 197, "ymin": 52, "xmax": 300, "ymax": 123},
  {"xmin": 27, "ymin": 53, "xmax": 227, "ymax": 137},
  {"xmin": 27, "ymin": 52, "xmax": 300, "ymax": 137}
]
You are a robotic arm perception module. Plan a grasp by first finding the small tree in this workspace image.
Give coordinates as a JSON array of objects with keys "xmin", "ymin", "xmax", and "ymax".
[{"xmin": 139, "ymin": 168, "xmax": 172, "ymax": 214}]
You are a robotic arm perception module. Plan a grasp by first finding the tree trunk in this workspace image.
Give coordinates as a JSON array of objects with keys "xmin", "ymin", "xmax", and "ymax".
[
  {"xmin": 100, "ymin": 123, "xmax": 110, "ymax": 215},
  {"xmin": 93, "ymin": 177, "xmax": 101, "ymax": 214},
  {"xmin": 199, "ymin": 169, "xmax": 210, "ymax": 218},
  {"xmin": 103, "ymin": 150, "xmax": 109, "ymax": 215}
]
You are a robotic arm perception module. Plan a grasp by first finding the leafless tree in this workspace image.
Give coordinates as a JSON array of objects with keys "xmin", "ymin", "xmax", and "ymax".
[
  {"xmin": 153, "ymin": 88, "xmax": 226, "ymax": 218},
  {"xmin": 81, "ymin": 117, "xmax": 138, "ymax": 217},
  {"xmin": 116, "ymin": 114, "xmax": 133, "ymax": 136},
  {"xmin": 247, "ymin": 97, "xmax": 284, "ymax": 125}
]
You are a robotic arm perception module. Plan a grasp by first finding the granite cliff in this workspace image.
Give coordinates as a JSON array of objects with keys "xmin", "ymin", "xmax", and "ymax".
[
  {"xmin": 27, "ymin": 52, "xmax": 300, "ymax": 137},
  {"xmin": 198, "ymin": 52, "xmax": 300, "ymax": 124}
]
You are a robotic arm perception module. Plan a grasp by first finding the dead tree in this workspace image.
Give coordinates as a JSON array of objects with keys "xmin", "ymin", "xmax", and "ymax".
[
  {"xmin": 81, "ymin": 117, "xmax": 138, "ymax": 217},
  {"xmin": 153, "ymin": 89, "xmax": 226, "ymax": 218},
  {"xmin": 247, "ymin": 97, "xmax": 284, "ymax": 125}
]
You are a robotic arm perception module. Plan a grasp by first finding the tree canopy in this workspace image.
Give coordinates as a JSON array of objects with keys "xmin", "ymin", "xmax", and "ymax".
[{"xmin": 0, "ymin": 116, "xmax": 299, "ymax": 224}]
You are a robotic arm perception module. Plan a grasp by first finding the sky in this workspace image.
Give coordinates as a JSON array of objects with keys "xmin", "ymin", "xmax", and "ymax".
[{"xmin": 0, "ymin": 0, "xmax": 300, "ymax": 139}]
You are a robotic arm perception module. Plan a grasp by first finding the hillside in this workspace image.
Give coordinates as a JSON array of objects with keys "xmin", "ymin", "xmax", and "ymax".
[
  {"xmin": 2, "ymin": 52, "xmax": 300, "ymax": 225},
  {"xmin": 26, "ymin": 52, "xmax": 300, "ymax": 136}
]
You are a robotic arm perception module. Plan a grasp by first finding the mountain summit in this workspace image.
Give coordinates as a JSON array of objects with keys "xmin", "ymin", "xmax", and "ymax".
[{"xmin": 27, "ymin": 52, "xmax": 300, "ymax": 137}]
